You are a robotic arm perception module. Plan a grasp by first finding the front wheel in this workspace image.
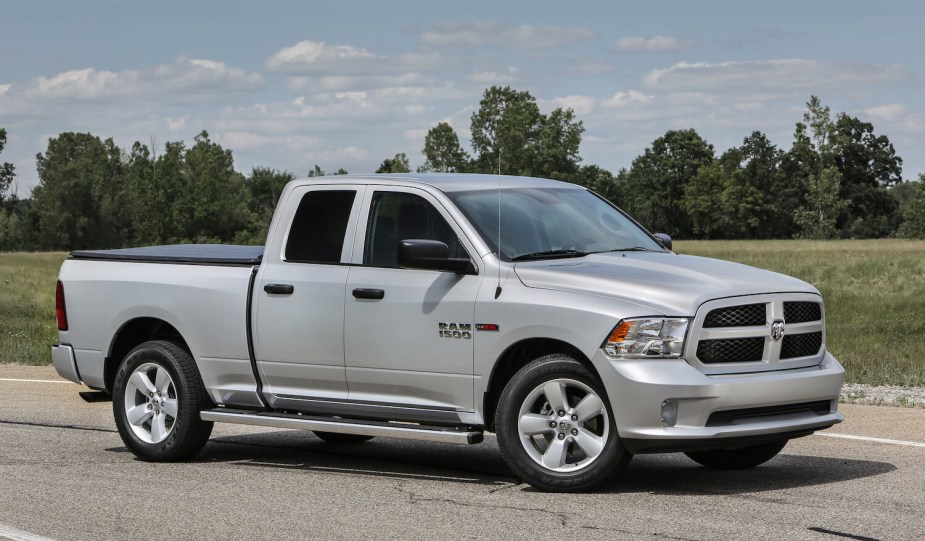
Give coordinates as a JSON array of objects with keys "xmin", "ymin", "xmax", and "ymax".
[
  {"xmin": 495, "ymin": 354, "xmax": 630, "ymax": 492},
  {"xmin": 112, "ymin": 340, "xmax": 213, "ymax": 461},
  {"xmin": 684, "ymin": 440, "xmax": 788, "ymax": 470}
]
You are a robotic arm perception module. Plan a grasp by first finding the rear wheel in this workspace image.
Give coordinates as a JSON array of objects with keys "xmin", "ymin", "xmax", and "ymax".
[
  {"xmin": 684, "ymin": 440, "xmax": 788, "ymax": 470},
  {"xmin": 113, "ymin": 340, "xmax": 213, "ymax": 461},
  {"xmin": 495, "ymin": 354, "xmax": 630, "ymax": 492},
  {"xmin": 313, "ymin": 431, "xmax": 374, "ymax": 444}
]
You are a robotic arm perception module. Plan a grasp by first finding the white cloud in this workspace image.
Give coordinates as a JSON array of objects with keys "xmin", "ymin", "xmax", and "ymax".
[
  {"xmin": 543, "ymin": 95, "xmax": 596, "ymax": 116},
  {"xmin": 469, "ymin": 69, "xmax": 518, "ymax": 84},
  {"xmin": 265, "ymin": 40, "xmax": 377, "ymax": 73},
  {"xmin": 644, "ymin": 59, "xmax": 910, "ymax": 92},
  {"xmin": 166, "ymin": 116, "xmax": 188, "ymax": 131},
  {"xmin": 19, "ymin": 56, "xmax": 263, "ymax": 102},
  {"xmin": 614, "ymin": 35, "xmax": 683, "ymax": 53},
  {"xmin": 864, "ymin": 103, "xmax": 908, "ymax": 123},
  {"xmin": 420, "ymin": 21, "xmax": 594, "ymax": 49},
  {"xmin": 0, "ymin": 84, "xmax": 14, "ymax": 94},
  {"xmin": 602, "ymin": 91, "xmax": 653, "ymax": 108}
]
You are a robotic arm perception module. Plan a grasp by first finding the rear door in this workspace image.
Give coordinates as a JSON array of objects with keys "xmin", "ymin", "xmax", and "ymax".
[
  {"xmin": 344, "ymin": 186, "xmax": 483, "ymax": 415},
  {"xmin": 253, "ymin": 184, "xmax": 364, "ymax": 406}
]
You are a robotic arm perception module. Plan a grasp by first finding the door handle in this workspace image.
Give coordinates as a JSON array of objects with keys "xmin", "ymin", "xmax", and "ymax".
[
  {"xmin": 264, "ymin": 283, "xmax": 295, "ymax": 295},
  {"xmin": 352, "ymin": 288, "xmax": 385, "ymax": 300}
]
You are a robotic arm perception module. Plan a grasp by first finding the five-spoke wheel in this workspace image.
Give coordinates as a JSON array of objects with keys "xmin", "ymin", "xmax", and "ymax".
[
  {"xmin": 113, "ymin": 340, "xmax": 213, "ymax": 461},
  {"xmin": 495, "ymin": 354, "xmax": 630, "ymax": 492}
]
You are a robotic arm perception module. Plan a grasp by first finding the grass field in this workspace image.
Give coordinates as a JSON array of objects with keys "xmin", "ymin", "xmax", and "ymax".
[
  {"xmin": 0, "ymin": 252, "xmax": 67, "ymax": 365},
  {"xmin": 2, "ymin": 241, "xmax": 923, "ymax": 386}
]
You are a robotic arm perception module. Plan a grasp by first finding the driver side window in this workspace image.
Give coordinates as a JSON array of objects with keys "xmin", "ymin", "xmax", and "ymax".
[{"xmin": 364, "ymin": 191, "xmax": 465, "ymax": 268}]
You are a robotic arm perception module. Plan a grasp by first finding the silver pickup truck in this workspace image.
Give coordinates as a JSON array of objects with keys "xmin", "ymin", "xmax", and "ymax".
[{"xmin": 52, "ymin": 173, "xmax": 844, "ymax": 492}]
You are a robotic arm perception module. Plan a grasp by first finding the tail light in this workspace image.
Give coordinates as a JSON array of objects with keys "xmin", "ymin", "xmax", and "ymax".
[{"xmin": 55, "ymin": 280, "xmax": 68, "ymax": 331}]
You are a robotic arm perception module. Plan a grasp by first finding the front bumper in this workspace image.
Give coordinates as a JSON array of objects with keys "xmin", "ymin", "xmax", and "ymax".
[{"xmin": 592, "ymin": 350, "xmax": 845, "ymax": 453}]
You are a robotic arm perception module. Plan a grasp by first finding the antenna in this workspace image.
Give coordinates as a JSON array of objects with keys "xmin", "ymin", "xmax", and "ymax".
[{"xmin": 495, "ymin": 149, "xmax": 502, "ymax": 299}]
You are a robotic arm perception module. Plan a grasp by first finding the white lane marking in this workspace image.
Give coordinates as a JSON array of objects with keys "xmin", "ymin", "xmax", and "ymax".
[
  {"xmin": 0, "ymin": 378, "xmax": 70, "ymax": 384},
  {"xmin": 816, "ymin": 432, "xmax": 925, "ymax": 448},
  {"xmin": 0, "ymin": 523, "xmax": 58, "ymax": 541}
]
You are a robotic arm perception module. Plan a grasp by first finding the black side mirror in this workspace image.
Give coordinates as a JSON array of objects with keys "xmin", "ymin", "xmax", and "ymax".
[
  {"xmin": 398, "ymin": 239, "xmax": 476, "ymax": 274},
  {"xmin": 653, "ymin": 233, "xmax": 673, "ymax": 251}
]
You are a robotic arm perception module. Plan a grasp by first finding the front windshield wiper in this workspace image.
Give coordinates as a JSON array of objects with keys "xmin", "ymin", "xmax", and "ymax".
[
  {"xmin": 511, "ymin": 249, "xmax": 589, "ymax": 261},
  {"xmin": 593, "ymin": 247, "xmax": 657, "ymax": 254}
]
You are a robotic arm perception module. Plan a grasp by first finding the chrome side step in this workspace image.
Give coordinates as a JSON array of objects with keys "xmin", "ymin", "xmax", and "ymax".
[{"xmin": 200, "ymin": 409, "xmax": 484, "ymax": 445}]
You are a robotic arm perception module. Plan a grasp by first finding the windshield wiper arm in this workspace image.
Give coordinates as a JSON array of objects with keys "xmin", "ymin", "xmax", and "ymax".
[
  {"xmin": 596, "ymin": 247, "xmax": 655, "ymax": 253},
  {"xmin": 511, "ymin": 249, "xmax": 589, "ymax": 261}
]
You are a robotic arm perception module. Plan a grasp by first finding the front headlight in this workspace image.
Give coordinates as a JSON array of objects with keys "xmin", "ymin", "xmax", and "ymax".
[{"xmin": 602, "ymin": 318, "xmax": 689, "ymax": 359}]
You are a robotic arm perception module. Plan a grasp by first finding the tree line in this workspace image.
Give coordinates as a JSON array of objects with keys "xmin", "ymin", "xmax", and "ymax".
[{"xmin": 1, "ymin": 88, "xmax": 924, "ymax": 251}]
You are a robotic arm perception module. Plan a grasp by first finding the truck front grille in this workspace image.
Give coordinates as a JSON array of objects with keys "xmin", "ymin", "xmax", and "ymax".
[
  {"xmin": 697, "ymin": 338, "xmax": 765, "ymax": 364},
  {"xmin": 687, "ymin": 295, "xmax": 826, "ymax": 374},
  {"xmin": 780, "ymin": 331, "xmax": 823, "ymax": 359},
  {"xmin": 703, "ymin": 303, "xmax": 766, "ymax": 328},
  {"xmin": 784, "ymin": 302, "xmax": 822, "ymax": 324}
]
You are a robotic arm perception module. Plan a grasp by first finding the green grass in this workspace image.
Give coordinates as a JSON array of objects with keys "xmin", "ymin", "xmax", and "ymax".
[
  {"xmin": 0, "ymin": 252, "xmax": 67, "ymax": 365},
  {"xmin": 675, "ymin": 240, "xmax": 925, "ymax": 387},
  {"xmin": 3, "ymin": 242, "xmax": 924, "ymax": 387}
]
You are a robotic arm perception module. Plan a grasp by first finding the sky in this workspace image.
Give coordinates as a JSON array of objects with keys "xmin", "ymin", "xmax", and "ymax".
[{"xmin": 1, "ymin": 0, "xmax": 923, "ymax": 197}]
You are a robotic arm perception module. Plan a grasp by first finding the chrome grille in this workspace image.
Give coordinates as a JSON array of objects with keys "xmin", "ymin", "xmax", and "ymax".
[
  {"xmin": 703, "ymin": 303, "xmax": 766, "ymax": 328},
  {"xmin": 687, "ymin": 294, "xmax": 826, "ymax": 375}
]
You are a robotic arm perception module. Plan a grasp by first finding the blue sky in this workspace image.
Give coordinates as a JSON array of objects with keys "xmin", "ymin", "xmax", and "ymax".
[{"xmin": 2, "ymin": 0, "xmax": 923, "ymax": 196}]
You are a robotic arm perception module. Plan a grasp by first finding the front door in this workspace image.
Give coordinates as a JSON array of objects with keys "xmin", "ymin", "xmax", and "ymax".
[{"xmin": 344, "ymin": 187, "xmax": 483, "ymax": 414}]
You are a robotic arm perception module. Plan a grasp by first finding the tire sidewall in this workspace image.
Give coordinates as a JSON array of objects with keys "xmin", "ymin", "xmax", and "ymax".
[
  {"xmin": 495, "ymin": 355, "xmax": 628, "ymax": 492},
  {"xmin": 112, "ymin": 341, "xmax": 207, "ymax": 461}
]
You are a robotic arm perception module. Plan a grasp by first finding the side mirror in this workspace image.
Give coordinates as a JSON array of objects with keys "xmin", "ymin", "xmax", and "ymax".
[
  {"xmin": 653, "ymin": 233, "xmax": 673, "ymax": 251},
  {"xmin": 398, "ymin": 239, "xmax": 476, "ymax": 274}
]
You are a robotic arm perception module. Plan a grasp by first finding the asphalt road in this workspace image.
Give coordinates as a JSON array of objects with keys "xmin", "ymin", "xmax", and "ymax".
[{"xmin": 1, "ymin": 365, "xmax": 923, "ymax": 541}]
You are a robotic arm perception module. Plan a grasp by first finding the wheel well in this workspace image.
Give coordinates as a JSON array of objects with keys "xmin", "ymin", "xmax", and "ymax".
[
  {"xmin": 483, "ymin": 338, "xmax": 599, "ymax": 432},
  {"xmin": 104, "ymin": 318, "xmax": 190, "ymax": 393}
]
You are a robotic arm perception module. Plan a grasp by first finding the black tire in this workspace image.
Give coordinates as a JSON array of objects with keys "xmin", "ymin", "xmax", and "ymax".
[
  {"xmin": 112, "ymin": 340, "xmax": 213, "ymax": 461},
  {"xmin": 684, "ymin": 440, "xmax": 788, "ymax": 470},
  {"xmin": 495, "ymin": 354, "xmax": 630, "ymax": 492},
  {"xmin": 313, "ymin": 431, "xmax": 374, "ymax": 444}
]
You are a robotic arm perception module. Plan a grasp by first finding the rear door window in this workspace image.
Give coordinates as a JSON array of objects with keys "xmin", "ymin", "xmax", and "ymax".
[{"xmin": 285, "ymin": 190, "xmax": 356, "ymax": 263}]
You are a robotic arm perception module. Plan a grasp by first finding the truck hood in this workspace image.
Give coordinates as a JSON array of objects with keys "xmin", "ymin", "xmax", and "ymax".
[{"xmin": 513, "ymin": 252, "xmax": 818, "ymax": 316}]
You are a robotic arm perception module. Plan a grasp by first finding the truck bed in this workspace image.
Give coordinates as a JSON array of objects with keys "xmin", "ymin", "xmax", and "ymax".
[{"xmin": 70, "ymin": 244, "xmax": 263, "ymax": 266}]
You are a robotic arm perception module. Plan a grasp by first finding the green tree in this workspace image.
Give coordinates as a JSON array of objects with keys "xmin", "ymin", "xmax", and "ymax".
[
  {"xmin": 793, "ymin": 166, "xmax": 849, "ymax": 239},
  {"xmin": 568, "ymin": 164, "xmax": 619, "ymax": 202},
  {"xmin": 307, "ymin": 164, "xmax": 325, "ymax": 177},
  {"xmin": 181, "ymin": 131, "xmax": 249, "ymax": 242},
  {"xmin": 622, "ymin": 129, "xmax": 715, "ymax": 237},
  {"xmin": 419, "ymin": 122, "xmax": 469, "ymax": 172},
  {"xmin": 0, "ymin": 128, "xmax": 14, "ymax": 204},
  {"xmin": 375, "ymin": 153, "xmax": 411, "ymax": 173},
  {"xmin": 795, "ymin": 96, "xmax": 902, "ymax": 237},
  {"xmin": 898, "ymin": 175, "xmax": 925, "ymax": 238},
  {"xmin": 682, "ymin": 161, "xmax": 730, "ymax": 239},
  {"xmin": 31, "ymin": 132, "xmax": 128, "ymax": 250},
  {"xmin": 533, "ymin": 107, "xmax": 584, "ymax": 179},
  {"xmin": 468, "ymin": 86, "xmax": 584, "ymax": 178},
  {"xmin": 470, "ymin": 86, "xmax": 543, "ymax": 175},
  {"xmin": 242, "ymin": 167, "xmax": 295, "ymax": 243}
]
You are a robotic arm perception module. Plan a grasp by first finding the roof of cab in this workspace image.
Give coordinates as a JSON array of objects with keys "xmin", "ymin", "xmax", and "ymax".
[{"xmin": 291, "ymin": 173, "xmax": 581, "ymax": 193}]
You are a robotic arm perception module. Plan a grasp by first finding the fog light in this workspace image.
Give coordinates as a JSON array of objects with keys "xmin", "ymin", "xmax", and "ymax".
[{"xmin": 661, "ymin": 400, "xmax": 678, "ymax": 427}]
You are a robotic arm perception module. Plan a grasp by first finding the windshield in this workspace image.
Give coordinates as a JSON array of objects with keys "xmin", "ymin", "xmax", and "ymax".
[{"xmin": 448, "ymin": 187, "xmax": 664, "ymax": 261}]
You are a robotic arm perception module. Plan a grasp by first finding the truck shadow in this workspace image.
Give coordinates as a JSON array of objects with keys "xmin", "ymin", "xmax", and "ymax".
[{"xmin": 192, "ymin": 431, "xmax": 895, "ymax": 494}]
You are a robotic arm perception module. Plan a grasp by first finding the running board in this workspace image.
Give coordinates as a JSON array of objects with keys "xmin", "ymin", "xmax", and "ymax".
[{"xmin": 200, "ymin": 409, "xmax": 484, "ymax": 445}]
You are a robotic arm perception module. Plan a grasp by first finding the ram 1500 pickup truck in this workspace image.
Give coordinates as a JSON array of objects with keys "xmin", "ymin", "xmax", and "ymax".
[{"xmin": 52, "ymin": 173, "xmax": 844, "ymax": 492}]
